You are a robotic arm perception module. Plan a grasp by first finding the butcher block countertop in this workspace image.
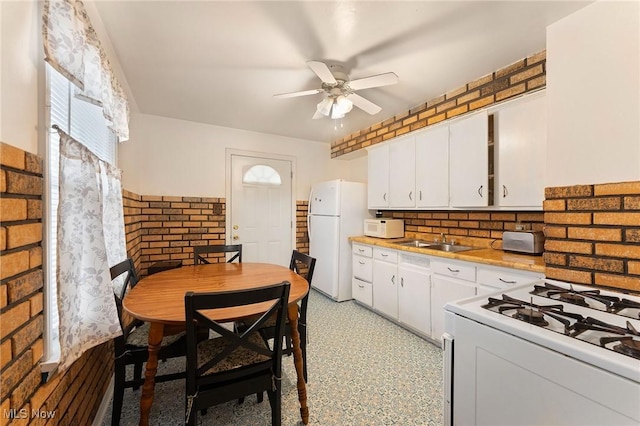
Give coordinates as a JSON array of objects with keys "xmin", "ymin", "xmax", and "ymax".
[{"xmin": 349, "ymin": 235, "xmax": 545, "ymax": 274}]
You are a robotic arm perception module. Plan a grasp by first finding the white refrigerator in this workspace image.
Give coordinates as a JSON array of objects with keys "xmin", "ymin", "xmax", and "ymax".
[{"xmin": 308, "ymin": 180, "xmax": 369, "ymax": 302}]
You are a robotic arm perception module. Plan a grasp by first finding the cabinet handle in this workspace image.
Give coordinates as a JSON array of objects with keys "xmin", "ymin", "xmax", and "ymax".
[
  {"xmin": 499, "ymin": 278, "xmax": 517, "ymax": 284},
  {"xmin": 381, "ymin": 253, "xmax": 388, "ymax": 257},
  {"xmin": 419, "ymin": 190, "xmax": 422, "ymax": 201},
  {"xmin": 401, "ymin": 277, "xmax": 404, "ymax": 287},
  {"xmin": 409, "ymin": 191, "xmax": 413, "ymax": 201},
  {"xmin": 359, "ymin": 261, "xmax": 365, "ymax": 265},
  {"xmin": 391, "ymin": 275, "xmax": 395, "ymax": 285},
  {"xmin": 478, "ymin": 185, "xmax": 483, "ymax": 197},
  {"xmin": 383, "ymin": 193, "xmax": 387, "ymax": 201},
  {"xmin": 358, "ymin": 248, "xmax": 365, "ymax": 252},
  {"xmin": 447, "ymin": 267, "xmax": 460, "ymax": 273},
  {"xmin": 503, "ymin": 185, "xmax": 508, "ymax": 198},
  {"xmin": 358, "ymin": 283, "xmax": 365, "ymax": 288}
]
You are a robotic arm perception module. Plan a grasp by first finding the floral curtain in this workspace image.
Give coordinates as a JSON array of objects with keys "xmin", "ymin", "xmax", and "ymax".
[
  {"xmin": 43, "ymin": 0, "xmax": 130, "ymax": 141},
  {"xmin": 56, "ymin": 129, "xmax": 126, "ymax": 372}
]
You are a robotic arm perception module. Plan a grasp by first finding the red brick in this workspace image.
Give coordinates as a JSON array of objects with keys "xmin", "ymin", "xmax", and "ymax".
[
  {"xmin": 510, "ymin": 64, "xmax": 544, "ymax": 84},
  {"xmin": 596, "ymin": 243, "xmax": 640, "ymax": 259},
  {"xmin": 0, "ymin": 251, "xmax": 30, "ymax": 280},
  {"xmin": 0, "ymin": 198, "xmax": 27, "ymax": 221},
  {"xmin": 567, "ymin": 227, "xmax": 621, "ymax": 242},
  {"xmin": 5, "ymin": 171, "xmax": 42, "ymax": 196},
  {"xmin": 545, "ymin": 240, "xmax": 592, "ymax": 254},
  {"xmin": 527, "ymin": 50, "xmax": 546, "ymax": 65},
  {"xmin": 594, "ymin": 212, "xmax": 640, "ymax": 226},
  {"xmin": 544, "ymin": 212, "xmax": 592, "ymax": 225},
  {"xmin": 11, "ymin": 316, "xmax": 43, "ymax": 355},
  {"xmin": 568, "ymin": 255, "xmax": 624, "ymax": 273},
  {"xmin": 595, "ymin": 273, "xmax": 640, "ymax": 292},
  {"xmin": 543, "ymin": 199, "xmax": 566, "ymax": 211},
  {"xmin": 6, "ymin": 270, "xmax": 43, "ymax": 303},
  {"xmin": 545, "ymin": 267, "xmax": 592, "ymax": 285},
  {"xmin": 6, "ymin": 223, "xmax": 42, "ymax": 249},
  {"xmin": 567, "ymin": 197, "xmax": 621, "ymax": 211},
  {"xmin": 594, "ymin": 181, "xmax": 640, "ymax": 196},
  {"xmin": 543, "ymin": 252, "xmax": 566, "ymax": 266},
  {"xmin": 0, "ymin": 143, "xmax": 26, "ymax": 170},
  {"xmin": 545, "ymin": 185, "xmax": 593, "ymax": 199}
]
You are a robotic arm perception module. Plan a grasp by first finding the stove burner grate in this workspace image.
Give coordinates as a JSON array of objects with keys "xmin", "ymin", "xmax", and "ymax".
[
  {"xmin": 514, "ymin": 307, "xmax": 548, "ymax": 325},
  {"xmin": 557, "ymin": 292, "xmax": 588, "ymax": 306},
  {"xmin": 601, "ymin": 336, "xmax": 640, "ymax": 360}
]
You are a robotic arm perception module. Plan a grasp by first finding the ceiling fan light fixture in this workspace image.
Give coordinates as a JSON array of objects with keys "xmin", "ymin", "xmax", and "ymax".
[
  {"xmin": 316, "ymin": 97, "xmax": 334, "ymax": 116},
  {"xmin": 335, "ymin": 95, "xmax": 353, "ymax": 115}
]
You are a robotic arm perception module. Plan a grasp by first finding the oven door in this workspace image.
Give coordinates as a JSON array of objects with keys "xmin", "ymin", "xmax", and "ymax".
[
  {"xmin": 451, "ymin": 315, "xmax": 640, "ymax": 425},
  {"xmin": 442, "ymin": 332, "xmax": 454, "ymax": 426}
]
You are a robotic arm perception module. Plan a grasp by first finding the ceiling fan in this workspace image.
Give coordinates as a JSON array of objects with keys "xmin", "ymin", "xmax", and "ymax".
[{"xmin": 274, "ymin": 61, "xmax": 399, "ymax": 120}]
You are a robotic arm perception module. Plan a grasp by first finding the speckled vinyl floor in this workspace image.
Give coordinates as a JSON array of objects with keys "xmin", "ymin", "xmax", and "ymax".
[{"xmin": 102, "ymin": 289, "xmax": 444, "ymax": 425}]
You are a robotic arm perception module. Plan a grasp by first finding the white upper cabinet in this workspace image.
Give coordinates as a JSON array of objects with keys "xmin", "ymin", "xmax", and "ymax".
[
  {"xmin": 367, "ymin": 144, "xmax": 390, "ymax": 208},
  {"xmin": 449, "ymin": 111, "xmax": 489, "ymax": 207},
  {"xmin": 389, "ymin": 135, "xmax": 416, "ymax": 208},
  {"xmin": 415, "ymin": 125, "xmax": 450, "ymax": 208},
  {"xmin": 495, "ymin": 92, "xmax": 547, "ymax": 208}
]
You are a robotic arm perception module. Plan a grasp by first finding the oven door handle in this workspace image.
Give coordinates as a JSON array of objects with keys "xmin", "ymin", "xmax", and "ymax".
[{"xmin": 443, "ymin": 332, "xmax": 454, "ymax": 426}]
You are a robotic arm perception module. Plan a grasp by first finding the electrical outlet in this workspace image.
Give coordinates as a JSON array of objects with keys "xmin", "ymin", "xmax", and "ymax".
[{"xmin": 515, "ymin": 223, "xmax": 532, "ymax": 231}]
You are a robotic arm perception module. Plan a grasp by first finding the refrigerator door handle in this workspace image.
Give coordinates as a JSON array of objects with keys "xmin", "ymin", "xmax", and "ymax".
[{"xmin": 307, "ymin": 214, "xmax": 312, "ymax": 242}]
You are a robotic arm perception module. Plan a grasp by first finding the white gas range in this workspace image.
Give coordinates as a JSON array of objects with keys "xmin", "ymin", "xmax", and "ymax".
[{"xmin": 443, "ymin": 278, "xmax": 640, "ymax": 426}]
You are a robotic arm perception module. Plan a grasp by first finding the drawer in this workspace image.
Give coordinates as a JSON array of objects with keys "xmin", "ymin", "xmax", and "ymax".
[
  {"xmin": 477, "ymin": 267, "xmax": 543, "ymax": 289},
  {"xmin": 352, "ymin": 278, "xmax": 373, "ymax": 307},
  {"xmin": 373, "ymin": 247, "xmax": 398, "ymax": 263},
  {"xmin": 352, "ymin": 243, "xmax": 373, "ymax": 257},
  {"xmin": 352, "ymin": 254, "xmax": 373, "ymax": 282},
  {"xmin": 431, "ymin": 259, "xmax": 475, "ymax": 282}
]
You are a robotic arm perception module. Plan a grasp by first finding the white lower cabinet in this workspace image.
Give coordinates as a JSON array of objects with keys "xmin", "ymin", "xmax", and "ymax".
[
  {"xmin": 351, "ymin": 243, "xmax": 544, "ymax": 345},
  {"xmin": 372, "ymin": 248, "xmax": 399, "ymax": 319},
  {"xmin": 398, "ymin": 256, "xmax": 431, "ymax": 336},
  {"xmin": 431, "ymin": 258, "xmax": 477, "ymax": 343}
]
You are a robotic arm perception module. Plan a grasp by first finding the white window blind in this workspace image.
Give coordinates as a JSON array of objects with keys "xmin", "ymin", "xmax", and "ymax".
[{"xmin": 43, "ymin": 64, "xmax": 117, "ymax": 368}]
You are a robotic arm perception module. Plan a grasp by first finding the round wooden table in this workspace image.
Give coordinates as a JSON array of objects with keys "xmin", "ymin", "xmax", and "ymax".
[{"xmin": 123, "ymin": 262, "xmax": 310, "ymax": 426}]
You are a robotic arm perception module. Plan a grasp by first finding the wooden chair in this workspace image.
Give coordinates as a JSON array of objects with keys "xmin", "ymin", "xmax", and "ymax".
[
  {"xmin": 236, "ymin": 250, "xmax": 315, "ymax": 382},
  {"xmin": 110, "ymin": 258, "xmax": 187, "ymax": 426},
  {"xmin": 184, "ymin": 282, "xmax": 291, "ymax": 426},
  {"xmin": 194, "ymin": 244, "xmax": 242, "ymax": 264}
]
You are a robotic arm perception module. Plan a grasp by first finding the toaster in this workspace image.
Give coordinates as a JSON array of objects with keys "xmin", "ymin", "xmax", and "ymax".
[{"xmin": 502, "ymin": 231, "xmax": 545, "ymax": 255}]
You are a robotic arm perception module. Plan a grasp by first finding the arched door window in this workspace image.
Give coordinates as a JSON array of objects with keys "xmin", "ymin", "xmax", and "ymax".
[{"xmin": 243, "ymin": 164, "xmax": 282, "ymax": 185}]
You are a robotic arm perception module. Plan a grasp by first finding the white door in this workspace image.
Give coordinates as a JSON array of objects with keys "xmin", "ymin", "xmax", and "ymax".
[
  {"xmin": 416, "ymin": 125, "xmax": 450, "ymax": 208},
  {"xmin": 389, "ymin": 135, "xmax": 416, "ymax": 208},
  {"xmin": 230, "ymin": 154, "xmax": 292, "ymax": 266},
  {"xmin": 449, "ymin": 111, "xmax": 489, "ymax": 207},
  {"xmin": 398, "ymin": 264, "xmax": 431, "ymax": 336},
  {"xmin": 367, "ymin": 144, "xmax": 390, "ymax": 208}
]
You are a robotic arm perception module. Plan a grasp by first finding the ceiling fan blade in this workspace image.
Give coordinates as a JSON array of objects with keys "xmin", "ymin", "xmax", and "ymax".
[
  {"xmin": 274, "ymin": 88, "xmax": 323, "ymax": 99},
  {"xmin": 348, "ymin": 72, "xmax": 399, "ymax": 91},
  {"xmin": 348, "ymin": 93, "xmax": 382, "ymax": 115},
  {"xmin": 307, "ymin": 61, "xmax": 337, "ymax": 84}
]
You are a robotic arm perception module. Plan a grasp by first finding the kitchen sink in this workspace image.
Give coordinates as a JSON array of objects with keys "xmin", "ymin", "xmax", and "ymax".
[
  {"xmin": 392, "ymin": 239, "xmax": 476, "ymax": 252},
  {"xmin": 425, "ymin": 243, "xmax": 475, "ymax": 253},
  {"xmin": 393, "ymin": 239, "xmax": 433, "ymax": 248}
]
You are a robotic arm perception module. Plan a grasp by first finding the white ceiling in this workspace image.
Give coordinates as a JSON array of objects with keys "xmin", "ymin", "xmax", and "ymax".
[{"xmin": 91, "ymin": 1, "xmax": 591, "ymax": 144}]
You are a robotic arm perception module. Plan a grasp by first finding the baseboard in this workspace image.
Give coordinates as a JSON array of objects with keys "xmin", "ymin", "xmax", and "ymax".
[{"xmin": 92, "ymin": 375, "xmax": 114, "ymax": 426}]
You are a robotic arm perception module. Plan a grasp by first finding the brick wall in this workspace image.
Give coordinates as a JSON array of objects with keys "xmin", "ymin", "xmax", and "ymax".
[
  {"xmin": 384, "ymin": 210, "xmax": 544, "ymax": 245},
  {"xmin": 121, "ymin": 194, "xmax": 311, "ymax": 277},
  {"xmin": 0, "ymin": 142, "xmax": 112, "ymax": 425},
  {"xmin": 331, "ymin": 50, "xmax": 546, "ymax": 158},
  {"xmin": 544, "ymin": 181, "xmax": 640, "ymax": 292}
]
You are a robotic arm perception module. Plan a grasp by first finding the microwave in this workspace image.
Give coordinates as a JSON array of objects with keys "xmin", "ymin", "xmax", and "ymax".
[{"xmin": 364, "ymin": 219, "xmax": 404, "ymax": 238}]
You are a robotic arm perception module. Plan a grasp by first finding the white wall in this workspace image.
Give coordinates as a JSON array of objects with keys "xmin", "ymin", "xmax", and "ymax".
[
  {"xmin": 0, "ymin": 0, "xmax": 41, "ymax": 154},
  {"xmin": 121, "ymin": 112, "xmax": 367, "ymax": 199},
  {"xmin": 546, "ymin": 0, "xmax": 640, "ymax": 187}
]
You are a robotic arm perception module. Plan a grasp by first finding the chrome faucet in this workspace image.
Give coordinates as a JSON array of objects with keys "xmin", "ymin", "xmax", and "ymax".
[{"xmin": 440, "ymin": 233, "xmax": 447, "ymax": 243}]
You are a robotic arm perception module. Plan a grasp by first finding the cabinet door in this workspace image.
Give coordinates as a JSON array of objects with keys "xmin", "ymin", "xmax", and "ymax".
[
  {"xmin": 389, "ymin": 135, "xmax": 416, "ymax": 208},
  {"xmin": 367, "ymin": 145, "xmax": 390, "ymax": 208},
  {"xmin": 416, "ymin": 126, "xmax": 449, "ymax": 208},
  {"xmin": 398, "ymin": 265, "xmax": 431, "ymax": 336},
  {"xmin": 449, "ymin": 111, "xmax": 489, "ymax": 207},
  {"xmin": 431, "ymin": 274, "xmax": 476, "ymax": 342},
  {"xmin": 372, "ymin": 260, "xmax": 398, "ymax": 319},
  {"xmin": 496, "ymin": 93, "xmax": 546, "ymax": 208}
]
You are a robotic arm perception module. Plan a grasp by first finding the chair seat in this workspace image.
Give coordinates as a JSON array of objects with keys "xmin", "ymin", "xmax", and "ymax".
[
  {"xmin": 126, "ymin": 322, "xmax": 186, "ymax": 347},
  {"xmin": 197, "ymin": 332, "xmax": 270, "ymax": 375}
]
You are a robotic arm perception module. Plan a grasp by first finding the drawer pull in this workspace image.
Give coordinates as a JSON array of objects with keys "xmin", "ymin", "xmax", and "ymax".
[
  {"xmin": 359, "ymin": 261, "xmax": 365, "ymax": 265},
  {"xmin": 358, "ymin": 248, "xmax": 365, "ymax": 252},
  {"xmin": 358, "ymin": 283, "xmax": 364, "ymax": 288},
  {"xmin": 447, "ymin": 267, "xmax": 460, "ymax": 273},
  {"xmin": 499, "ymin": 278, "xmax": 517, "ymax": 284},
  {"xmin": 391, "ymin": 275, "xmax": 395, "ymax": 285},
  {"xmin": 381, "ymin": 253, "xmax": 388, "ymax": 257}
]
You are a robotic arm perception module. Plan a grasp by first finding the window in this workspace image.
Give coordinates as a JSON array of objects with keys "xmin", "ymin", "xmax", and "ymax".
[
  {"xmin": 242, "ymin": 165, "xmax": 282, "ymax": 185},
  {"xmin": 42, "ymin": 63, "xmax": 117, "ymax": 371}
]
